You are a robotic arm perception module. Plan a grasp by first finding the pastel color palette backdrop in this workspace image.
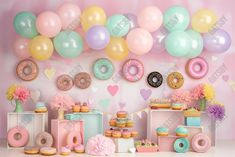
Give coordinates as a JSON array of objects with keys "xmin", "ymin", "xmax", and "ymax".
[{"xmin": 0, "ymin": 0, "xmax": 235, "ymax": 140}]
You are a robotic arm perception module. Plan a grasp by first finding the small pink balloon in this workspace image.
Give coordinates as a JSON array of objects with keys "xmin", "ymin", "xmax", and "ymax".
[
  {"xmin": 57, "ymin": 3, "xmax": 81, "ymax": 30},
  {"xmin": 36, "ymin": 11, "xmax": 62, "ymax": 37},
  {"xmin": 126, "ymin": 28, "xmax": 153, "ymax": 55},
  {"xmin": 138, "ymin": 6, "xmax": 163, "ymax": 32},
  {"xmin": 13, "ymin": 37, "xmax": 31, "ymax": 59},
  {"xmin": 75, "ymin": 27, "xmax": 89, "ymax": 51}
]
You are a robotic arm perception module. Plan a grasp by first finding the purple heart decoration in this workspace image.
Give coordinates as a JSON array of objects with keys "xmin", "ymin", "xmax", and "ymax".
[{"xmin": 140, "ymin": 89, "xmax": 152, "ymax": 101}]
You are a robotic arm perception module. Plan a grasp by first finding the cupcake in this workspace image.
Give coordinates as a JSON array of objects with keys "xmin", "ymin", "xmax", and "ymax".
[
  {"xmin": 60, "ymin": 146, "xmax": 71, "ymax": 156},
  {"xmin": 175, "ymin": 127, "xmax": 188, "ymax": 137},
  {"xmin": 156, "ymin": 127, "xmax": 169, "ymax": 136},
  {"xmin": 171, "ymin": 103, "xmax": 183, "ymax": 110},
  {"xmin": 116, "ymin": 121, "xmax": 126, "ymax": 128},
  {"xmin": 112, "ymin": 130, "xmax": 121, "ymax": 138},
  {"xmin": 35, "ymin": 102, "xmax": 47, "ymax": 113},
  {"xmin": 72, "ymin": 102, "xmax": 81, "ymax": 112},
  {"xmin": 109, "ymin": 118, "xmax": 116, "ymax": 127},
  {"xmin": 117, "ymin": 111, "xmax": 127, "ymax": 118},
  {"xmin": 105, "ymin": 130, "xmax": 112, "ymax": 137},
  {"xmin": 81, "ymin": 103, "xmax": 90, "ymax": 112},
  {"xmin": 131, "ymin": 131, "xmax": 138, "ymax": 138},
  {"xmin": 74, "ymin": 145, "xmax": 85, "ymax": 153},
  {"xmin": 122, "ymin": 131, "xmax": 131, "ymax": 138},
  {"xmin": 126, "ymin": 119, "xmax": 134, "ymax": 127}
]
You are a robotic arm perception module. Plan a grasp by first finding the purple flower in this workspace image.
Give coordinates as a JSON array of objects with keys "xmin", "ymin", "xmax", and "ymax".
[{"xmin": 206, "ymin": 104, "xmax": 225, "ymax": 121}]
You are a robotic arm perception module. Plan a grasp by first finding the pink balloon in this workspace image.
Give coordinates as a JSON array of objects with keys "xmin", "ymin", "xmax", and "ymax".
[
  {"xmin": 126, "ymin": 28, "xmax": 153, "ymax": 55},
  {"xmin": 57, "ymin": 3, "xmax": 81, "ymax": 30},
  {"xmin": 36, "ymin": 11, "xmax": 62, "ymax": 37},
  {"xmin": 138, "ymin": 6, "xmax": 163, "ymax": 32},
  {"xmin": 13, "ymin": 37, "xmax": 31, "ymax": 59},
  {"xmin": 75, "ymin": 27, "xmax": 89, "ymax": 51}
]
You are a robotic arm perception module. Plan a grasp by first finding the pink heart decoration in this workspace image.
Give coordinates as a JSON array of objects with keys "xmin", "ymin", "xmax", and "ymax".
[
  {"xmin": 140, "ymin": 89, "xmax": 152, "ymax": 101},
  {"xmin": 222, "ymin": 75, "xmax": 229, "ymax": 82},
  {"xmin": 107, "ymin": 85, "xmax": 119, "ymax": 96}
]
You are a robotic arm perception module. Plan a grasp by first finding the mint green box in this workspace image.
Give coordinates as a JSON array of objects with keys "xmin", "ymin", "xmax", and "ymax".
[{"xmin": 185, "ymin": 117, "xmax": 201, "ymax": 126}]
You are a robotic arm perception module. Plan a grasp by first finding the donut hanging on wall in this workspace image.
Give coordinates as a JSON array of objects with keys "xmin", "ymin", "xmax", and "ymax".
[
  {"xmin": 74, "ymin": 72, "xmax": 92, "ymax": 89},
  {"xmin": 56, "ymin": 74, "xmax": 74, "ymax": 91},
  {"xmin": 167, "ymin": 72, "xmax": 184, "ymax": 89},
  {"xmin": 16, "ymin": 59, "xmax": 39, "ymax": 81},
  {"xmin": 185, "ymin": 57, "xmax": 209, "ymax": 79},
  {"xmin": 92, "ymin": 58, "xmax": 114, "ymax": 80},
  {"xmin": 122, "ymin": 59, "xmax": 144, "ymax": 82},
  {"xmin": 147, "ymin": 71, "xmax": 163, "ymax": 88}
]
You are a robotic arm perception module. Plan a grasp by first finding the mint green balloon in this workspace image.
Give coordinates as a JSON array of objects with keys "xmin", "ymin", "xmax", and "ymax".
[
  {"xmin": 186, "ymin": 29, "xmax": 203, "ymax": 58},
  {"xmin": 13, "ymin": 11, "xmax": 38, "ymax": 38},
  {"xmin": 165, "ymin": 31, "xmax": 191, "ymax": 57},
  {"xmin": 106, "ymin": 14, "xmax": 130, "ymax": 37},
  {"xmin": 163, "ymin": 6, "xmax": 190, "ymax": 32},
  {"xmin": 54, "ymin": 31, "xmax": 83, "ymax": 58}
]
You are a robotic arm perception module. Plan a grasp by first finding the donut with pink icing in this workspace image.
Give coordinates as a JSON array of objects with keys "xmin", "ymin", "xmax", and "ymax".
[
  {"xmin": 122, "ymin": 59, "xmax": 144, "ymax": 82},
  {"xmin": 192, "ymin": 133, "xmax": 211, "ymax": 153},
  {"xmin": 186, "ymin": 57, "xmax": 209, "ymax": 79},
  {"xmin": 7, "ymin": 126, "xmax": 29, "ymax": 147},
  {"xmin": 66, "ymin": 131, "xmax": 82, "ymax": 150}
]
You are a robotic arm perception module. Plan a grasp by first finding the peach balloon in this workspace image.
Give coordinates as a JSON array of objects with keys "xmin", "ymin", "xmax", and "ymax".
[
  {"xmin": 138, "ymin": 6, "xmax": 163, "ymax": 32},
  {"xmin": 13, "ymin": 37, "xmax": 31, "ymax": 59},
  {"xmin": 75, "ymin": 27, "xmax": 89, "ymax": 51},
  {"xmin": 36, "ymin": 11, "xmax": 62, "ymax": 38},
  {"xmin": 126, "ymin": 28, "xmax": 153, "ymax": 55},
  {"xmin": 57, "ymin": 3, "xmax": 81, "ymax": 30}
]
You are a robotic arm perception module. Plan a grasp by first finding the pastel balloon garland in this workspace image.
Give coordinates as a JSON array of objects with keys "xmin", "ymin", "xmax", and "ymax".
[{"xmin": 13, "ymin": 3, "xmax": 231, "ymax": 61}]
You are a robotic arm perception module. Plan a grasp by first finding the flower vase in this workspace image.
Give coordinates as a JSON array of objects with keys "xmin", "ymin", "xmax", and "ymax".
[
  {"xmin": 199, "ymin": 99, "xmax": 207, "ymax": 111},
  {"xmin": 14, "ymin": 100, "xmax": 23, "ymax": 113},
  {"xmin": 58, "ymin": 109, "xmax": 65, "ymax": 120}
]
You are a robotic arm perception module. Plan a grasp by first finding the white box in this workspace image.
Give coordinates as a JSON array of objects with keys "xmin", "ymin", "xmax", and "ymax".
[
  {"xmin": 7, "ymin": 111, "xmax": 48, "ymax": 149},
  {"xmin": 112, "ymin": 138, "xmax": 134, "ymax": 153}
]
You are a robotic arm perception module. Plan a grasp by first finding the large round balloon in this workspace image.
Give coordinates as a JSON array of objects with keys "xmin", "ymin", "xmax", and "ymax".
[
  {"xmin": 54, "ymin": 31, "xmax": 83, "ymax": 58},
  {"xmin": 81, "ymin": 6, "xmax": 106, "ymax": 31},
  {"xmin": 36, "ymin": 11, "xmax": 62, "ymax": 38},
  {"xmin": 13, "ymin": 37, "xmax": 31, "ymax": 59},
  {"xmin": 56, "ymin": 3, "xmax": 81, "ymax": 30},
  {"xmin": 165, "ymin": 31, "xmax": 191, "ymax": 57},
  {"xmin": 203, "ymin": 29, "xmax": 231, "ymax": 53},
  {"xmin": 138, "ymin": 6, "xmax": 163, "ymax": 32},
  {"xmin": 105, "ymin": 37, "xmax": 129, "ymax": 61},
  {"xmin": 106, "ymin": 14, "xmax": 130, "ymax": 37},
  {"xmin": 85, "ymin": 25, "xmax": 110, "ymax": 50},
  {"xmin": 13, "ymin": 11, "xmax": 38, "ymax": 38},
  {"xmin": 151, "ymin": 27, "xmax": 169, "ymax": 52},
  {"xmin": 29, "ymin": 36, "xmax": 54, "ymax": 61},
  {"xmin": 191, "ymin": 9, "xmax": 217, "ymax": 33},
  {"xmin": 186, "ymin": 29, "xmax": 203, "ymax": 58},
  {"xmin": 126, "ymin": 28, "xmax": 153, "ymax": 55},
  {"xmin": 124, "ymin": 13, "xmax": 138, "ymax": 29},
  {"xmin": 163, "ymin": 6, "xmax": 190, "ymax": 32}
]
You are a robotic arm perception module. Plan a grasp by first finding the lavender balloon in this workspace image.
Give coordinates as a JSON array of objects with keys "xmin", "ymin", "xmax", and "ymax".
[
  {"xmin": 151, "ymin": 27, "xmax": 168, "ymax": 52},
  {"xmin": 124, "ymin": 13, "xmax": 138, "ymax": 29},
  {"xmin": 203, "ymin": 29, "xmax": 231, "ymax": 53},
  {"xmin": 85, "ymin": 26, "xmax": 110, "ymax": 50}
]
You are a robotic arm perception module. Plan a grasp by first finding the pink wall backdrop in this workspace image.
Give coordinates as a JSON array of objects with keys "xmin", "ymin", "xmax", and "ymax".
[{"xmin": 0, "ymin": 0, "xmax": 235, "ymax": 139}]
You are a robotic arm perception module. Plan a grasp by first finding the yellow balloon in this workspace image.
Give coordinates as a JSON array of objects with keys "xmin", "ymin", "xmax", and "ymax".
[
  {"xmin": 29, "ymin": 36, "xmax": 54, "ymax": 61},
  {"xmin": 192, "ymin": 9, "xmax": 217, "ymax": 33},
  {"xmin": 105, "ymin": 37, "xmax": 129, "ymax": 61},
  {"xmin": 81, "ymin": 6, "xmax": 106, "ymax": 31}
]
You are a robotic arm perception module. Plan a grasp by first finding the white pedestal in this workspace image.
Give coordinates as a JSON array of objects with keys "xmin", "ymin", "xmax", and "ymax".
[{"xmin": 112, "ymin": 138, "xmax": 134, "ymax": 153}]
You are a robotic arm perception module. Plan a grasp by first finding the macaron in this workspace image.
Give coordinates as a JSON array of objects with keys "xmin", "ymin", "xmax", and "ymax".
[
  {"xmin": 171, "ymin": 103, "xmax": 183, "ymax": 110},
  {"xmin": 175, "ymin": 127, "xmax": 188, "ymax": 137},
  {"xmin": 156, "ymin": 127, "xmax": 169, "ymax": 136}
]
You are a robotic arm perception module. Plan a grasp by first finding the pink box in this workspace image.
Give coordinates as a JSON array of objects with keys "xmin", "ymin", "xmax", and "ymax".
[
  {"xmin": 158, "ymin": 135, "xmax": 179, "ymax": 152},
  {"xmin": 51, "ymin": 119, "xmax": 84, "ymax": 152}
]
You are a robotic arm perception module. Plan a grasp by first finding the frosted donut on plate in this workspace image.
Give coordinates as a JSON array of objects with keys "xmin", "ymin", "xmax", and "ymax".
[
  {"xmin": 56, "ymin": 74, "xmax": 74, "ymax": 91},
  {"xmin": 186, "ymin": 57, "xmax": 209, "ymax": 79},
  {"xmin": 122, "ymin": 59, "xmax": 144, "ymax": 82},
  {"xmin": 35, "ymin": 132, "xmax": 53, "ymax": 147},
  {"xmin": 7, "ymin": 126, "xmax": 29, "ymax": 147},
  {"xmin": 74, "ymin": 72, "xmax": 92, "ymax": 89},
  {"xmin": 16, "ymin": 59, "xmax": 39, "ymax": 81},
  {"xmin": 40, "ymin": 146, "xmax": 57, "ymax": 156},
  {"xmin": 24, "ymin": 146, "xmax": 40, "ymax": 154}
]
